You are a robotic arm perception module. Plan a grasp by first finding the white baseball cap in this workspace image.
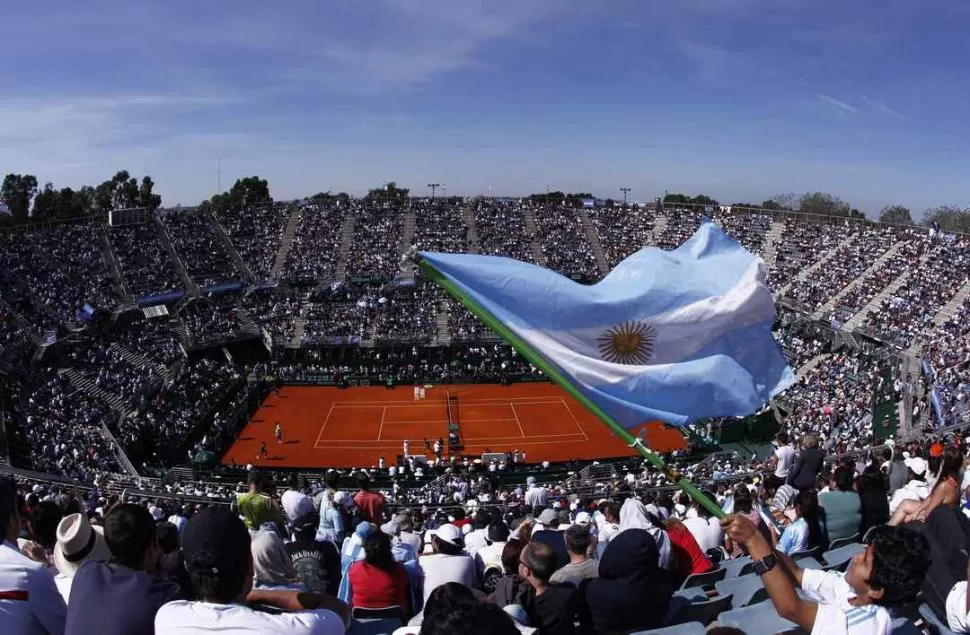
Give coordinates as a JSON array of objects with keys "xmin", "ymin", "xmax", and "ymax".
[
  {"xmin": 431, "ymin": 523, "xmax": 463, "ymax": 546},
  {"xmin": 574, "ymin": 511, "xmax": 591, "ymax": 525},
  {"xmin": 904, "ymin": 456, "xmax": 928, "ymax": 476}
]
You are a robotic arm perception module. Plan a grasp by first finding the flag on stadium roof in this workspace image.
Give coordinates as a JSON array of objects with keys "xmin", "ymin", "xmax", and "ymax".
[{"xmin": 417, "ymin": 221, "xmax": 794, "ymax": 427}]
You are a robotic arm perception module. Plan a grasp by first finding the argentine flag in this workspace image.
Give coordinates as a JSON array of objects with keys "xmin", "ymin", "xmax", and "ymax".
[{"xmin": 419, "ymin": 220, "xmax": 794, "ymax": 427}]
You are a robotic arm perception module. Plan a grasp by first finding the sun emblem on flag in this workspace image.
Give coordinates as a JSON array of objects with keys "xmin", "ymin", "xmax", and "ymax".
[{"xmin": 597, "ymin": 321, "xmax": 656, "ymax": 365}]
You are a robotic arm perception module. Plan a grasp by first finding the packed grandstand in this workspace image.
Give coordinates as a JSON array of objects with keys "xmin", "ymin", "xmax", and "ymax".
[{"xmin": 0, "ymin": 197, "xmax": 969, "ymax": 635}]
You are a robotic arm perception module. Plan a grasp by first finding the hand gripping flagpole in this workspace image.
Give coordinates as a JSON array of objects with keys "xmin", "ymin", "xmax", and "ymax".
[{"xmin": 412, "ymin": 250, "xmax": 725, "ymax": 519}]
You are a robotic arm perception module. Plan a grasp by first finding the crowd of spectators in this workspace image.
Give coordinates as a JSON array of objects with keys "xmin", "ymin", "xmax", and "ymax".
[
  {"xmin": 473, "ymin": 201, "xmax": 535, "ymax": 262},
  {"xmin": 240, "ymin": 292, "xmax": 301, "ymax": 344},
  {"xmin": 861, "ymin": 237, "xmax": 970, "ymax": 348},
  {"xmin": 532, "ymin": 206, "xmax": 600, "ymax": 279},
  {"xmin": 448, "ymin": 300, "xmax": 498, "ymax": 342},
  {"xmin": 766, "ymin": 219, "xmax": 848, "ymax": 290},
  {"xmin": 372, "ymin": 284, "xmax": 441, "ymax": 345},
  {"xmin": 345, "ymin": 205, "xmax": 403, "ymax": 279},
  {"xmin": 716, "ymin": 210, "xmax": 772, "ymax": 255},
  {"xmin": 7, "ymin": 426, "xmax": 969, "ymax": 635},
  {"xmin": 653, "ymin": 209, "xmax": 704, "ymax": 251},
  {"xmin": 589, "ymin": 206, "xmax": 656, "ymax": 267},
  {"xmin": 283, "ymin": 203, "xmax": 345, "ymax": 281},
  {"xmin": 0, "ymin": 226, "xmax": 118, "ymax": 324},
  {"xmin": 832, "ymin": 234, "xmax": 928, "ymax": 320},
  {"xmin": 217, "ymin": 204, "xmax": 289, "ymax": 281},
  {"xmin": 116, "ymin": 357, "xmax": 244, "ymax": 469},
  {"xmin": 9, "ymin": 369, "xmax": 122, "ymax": 480},
  {"xmin": 181, "ymin": 294, "xmax": 255, "ymax": 347},
  {"xmin": 413, "ymin": 201, "xmax": 469, "ymax": 254},
  {"xmin": 66, "ymin": 339, "xmax": 161, "ymax": 410},
  {"xmin": 161, "ymin": 210, "xmax": 243, "ymax": 288},
  {"xmin": 785, "ymin": 226, "xmax": 894, "ymax": 312},
  {"xmin": 107, "ymin": 315, "xmax": 184, "ymax": 368},
  {"xmin": 303, "ymin": 300, "xmax": 374, "ymax": 345},
  {"xmin": 108, "ymin": 222, "xmax": 184, "ymax": 298}
]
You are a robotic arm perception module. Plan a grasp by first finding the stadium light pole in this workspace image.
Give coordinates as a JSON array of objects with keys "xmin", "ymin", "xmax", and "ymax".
[
  {"xmin": 620, "ymin": 187, "xmax": 631, "ymax": 206},
  {"xmin": 427, "ymin": 183, "xmax": 440, "ymax": 200}
]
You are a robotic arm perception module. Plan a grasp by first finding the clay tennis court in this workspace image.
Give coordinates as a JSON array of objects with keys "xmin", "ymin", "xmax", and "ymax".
[{"xmin": 222, "ymin": 383, "xmax": 686, "ymax": 469}]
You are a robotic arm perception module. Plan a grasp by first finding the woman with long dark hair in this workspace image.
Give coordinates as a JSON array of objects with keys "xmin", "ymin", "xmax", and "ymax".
[
  {"xmin": 347, "ymin": 530, "xmax": 411, "ymax": 613},
  {"xmin": 777, "ymin": 491, "xmax": 825, "ymax": 554},
  {"xmin": 891, "ymin": 444, "xmax": 964, "ymax": 525}
]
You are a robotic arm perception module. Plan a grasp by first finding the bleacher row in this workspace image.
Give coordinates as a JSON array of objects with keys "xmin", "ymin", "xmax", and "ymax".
[{"xmin": 1, "ymin": 201, "xmax": 966, "ymax": 350}]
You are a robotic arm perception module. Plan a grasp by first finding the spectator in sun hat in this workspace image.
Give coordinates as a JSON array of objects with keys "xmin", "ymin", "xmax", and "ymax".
[
  {"xmin": 154, "ymin": 506, "xmax": 350, "ymax": 635},
  {"xmin": 889, "ymin": 456, "xmax": 931, "ymax": 515},
  {"xmin": 252, "ymin": 531, "xmax": 304, "ymax": 591},
  {"xmin": 51, "ymin": 513, "xmax": 111, "ymax": 602},
  {"xmin": 336, "ymin": 522, "xmax": 377, "ymax": 602},
  {"xmin": 0, "ymin": 477, "xmax": 67, "ymax": 635},
  {"xmin": 418, "ymin": 523, "xmax": 475, "ymax": 606},
  {"xmin": 66, "ymin": 503, "xmax": 180, "ymax": 635},
  {"xmin": 395, "ymin": 513, "xmax": 423, "ymax": 555}
]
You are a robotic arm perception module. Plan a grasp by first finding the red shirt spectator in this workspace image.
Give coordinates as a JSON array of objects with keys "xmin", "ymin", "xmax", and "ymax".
[
  {"xmin": 665, "ymin": 520, "xmax": 713, "ymax": 578},
  {"xmin": 347, "ymin": 561, "xmax": 409, "ymax": 610},
  {"xmin": 354, "ymin": 491, "xmax": 386, "ymax": 525}
]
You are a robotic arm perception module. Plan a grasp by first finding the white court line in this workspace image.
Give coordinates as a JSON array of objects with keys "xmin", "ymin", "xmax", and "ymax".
[
  {"xmin": 509, "ymin": 404, "xmax": 526, "ymax": 438},
  {"xmin": 558, "ymin": 397, "xmax": 590, "ymax": 441},
  {"xmin": 377, "ymin": 407, "xmax": 386, "ymax": 441},
  {"xmin": 314, "ymin": 402, "xmax": 337, "ymax": 448},
  {"xmin": 329, "ymin": 397, "xmax": 563, "ymax": 406},
  {"xmin": 316, "ymin": 432, "xmax": 586, "ymax": 445},
  {"xmin": 317, "ymin": 437, "xmax": 590, "ymax": 450},
  {"xmin": 380, "ymin": 418, "xmax": 517, "ymax": 425}
]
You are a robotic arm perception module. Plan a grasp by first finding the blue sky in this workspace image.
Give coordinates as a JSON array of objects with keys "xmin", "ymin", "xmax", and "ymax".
[{"xmin": 3, "ymin": 0, "xmax": 970, "ymax": 215}]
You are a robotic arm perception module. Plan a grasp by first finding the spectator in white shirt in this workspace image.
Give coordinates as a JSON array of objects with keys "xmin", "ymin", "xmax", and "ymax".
[
  {"xmin": 0, "ymin": 479, "xmax": 67, "ymax": 635},
  {"xmin": 155, "ymin": 507, "xmax": 350, "ymax": 635},
  {"xmin": 418, "ymin": 524, "xmax": 475, "ymax": 606},
  {"xmin": 682, "ymin": 496, "xmax": 724, "ymax": 554},
  {"xmin": 524, "ymin": 478, "xmax": 547, "ymax": 512},
  {"xmin": 889, "ymin": 457, "xmax": 931, "ymax": 515},
  {"xmin": 463, "ymin": 511, "xmax": 490, "ymax": 559},
  {"xmin": 766, "ymin": 432, "xmax": 796, "ymax": 490},
  {"xmin": 280, "ymin": 476, "xmax": 314, "ymax": 530}
]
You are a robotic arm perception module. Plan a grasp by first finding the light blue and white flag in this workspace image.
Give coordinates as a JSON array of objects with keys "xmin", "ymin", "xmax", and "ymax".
[{"xmin": 419, "ymin": 220, "xmax": 794, "ymax": 427}]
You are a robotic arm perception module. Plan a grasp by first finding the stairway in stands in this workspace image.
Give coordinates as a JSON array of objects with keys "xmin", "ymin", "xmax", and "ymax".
[
  {"xmin": 64, "ymin": 369, "xmax": 127, "ymax": 413},
  {"xmin": 461, "ymin": 206, "xmax": 480, "ymax": 254},
  {"xmin": 843, "ymin": 252, "xmax": 932, "ymax": 331},
  {"xmin": 333, "ymin": 215, "xmax": 357, "ymax": 281},
  {"xmin": 649, "ymin": 212, "xmax": 668, "ymax": 246},
  {"xmin": 435, "ymin": 301, "xmax": 451, "ymax": 345},
  {"xmin": 152, "ymin": 212, "xmax": 198, "ymax": 295},
  {"xmin": 100, "ymin": 226, "xmax": 134, "ymax": 303},
  {"xmin": 931, "ymin": 277, "xmax": 970, "ymax": 326},
  {"xmin": 522, "ymin": 208, "xmax": 547, "ymax": 265},
  {"xmin": 108, "ymin": 343, "xmax": 171, "ymax": 382},
  {"xmin": 761, "ymin": 219, "xmax": 786, "ymax": 269},
  {"xmin": 578, "ymin": 209, "xmax": 609, "ymax": 276},
  {"xmin": 287, "ymin": 300, "xmax": 311, "ymax": 349},
  {"xmin": 796, "ymin": 353, "xmax": 829, "ymax": 378},
  {"xmin": 398, "ymin": 211, "xmax": 417, "ymax": 279},
  {"xmin": 209, "ymin": 211, "xmax": 255, "ymax": 281},
  {"xmin": 774, "ymin": 233, "xmax": 855, "ymax": 299},
  {"xmin": 270, "ymin": 205, "xmax": 303, "ymax": 279},
  {"xmin": 811, "ymin": 243, "xmax": 904, "ymax": 320}
]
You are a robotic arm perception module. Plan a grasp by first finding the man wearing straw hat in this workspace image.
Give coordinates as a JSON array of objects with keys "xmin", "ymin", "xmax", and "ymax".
[{"xmin": 52, "ymin": 513, "xmax": 112, "ymax": 603}]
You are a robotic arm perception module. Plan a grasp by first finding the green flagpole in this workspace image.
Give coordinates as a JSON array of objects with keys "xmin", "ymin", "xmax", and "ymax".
[{"xmin": 416, "ymin": 255, "xmax": 725, "ymax": 520}]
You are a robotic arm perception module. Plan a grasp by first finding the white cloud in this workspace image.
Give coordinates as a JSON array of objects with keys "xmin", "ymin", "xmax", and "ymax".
[
  {"xmin": 817, "ymin": 94, "xmax": 858, "ymax": 113},
  {"xmin": 861, "ymin": 96, "xmax": 901, "ymax": 116}
]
